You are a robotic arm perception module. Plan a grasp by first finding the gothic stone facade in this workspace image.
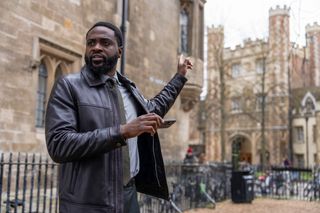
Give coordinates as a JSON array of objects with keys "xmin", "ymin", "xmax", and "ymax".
[
  {"xmin": 0, "ymin": 0, "xmax": 205, "ymax": 161},
  {"xmin": 291, "ymin": 88, "xmax": 320, "ymax": 167},
  {"xmin": 206, "ymin": 5, "xmax": 320, "ymax": 166}
]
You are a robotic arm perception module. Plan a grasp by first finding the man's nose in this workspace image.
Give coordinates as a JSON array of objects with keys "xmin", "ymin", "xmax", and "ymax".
[{"xmin": 92, "ymin": 42, "xmax": 103, "ymax": 51}]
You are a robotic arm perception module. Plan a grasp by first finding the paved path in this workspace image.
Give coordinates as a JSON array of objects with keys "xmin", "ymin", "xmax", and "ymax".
[{"xmin": 184, "ymin": 198, "xmax": 320, "ymax": 213}]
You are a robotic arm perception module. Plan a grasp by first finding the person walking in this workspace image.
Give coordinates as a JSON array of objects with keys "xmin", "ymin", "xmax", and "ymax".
[{"xmin": 45, "ymin": 21, "xmax": 192, "ymax": 213}]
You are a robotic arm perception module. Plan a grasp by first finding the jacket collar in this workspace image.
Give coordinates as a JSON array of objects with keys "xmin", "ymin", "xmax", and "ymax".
[
  {"xmin": 81, "ymin": 65, "xmax": 136, "ymax": 87},
  {"xmin": 81, "ymin": 65, "xmax": 106, "ymax": 87},
  {"xmin": 117, "ymin": 71, "xmax": 136, "ymax": 88}
]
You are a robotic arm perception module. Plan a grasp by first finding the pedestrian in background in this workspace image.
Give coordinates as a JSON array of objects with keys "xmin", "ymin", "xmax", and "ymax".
[{"xmin": 283, "ymin": 157, "xmax": 291, "ymax": 167}]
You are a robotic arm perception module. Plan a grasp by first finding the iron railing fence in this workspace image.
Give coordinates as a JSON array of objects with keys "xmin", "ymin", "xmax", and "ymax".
[
  {"xmin": 253, "ymin": 166, "xmax": 320, "ymax": 201},
  {"xmin": 1, "ymin": 152, "xmax": 319, "ymax": 213},
  {"xmin": 0, "ymin": 153, "xmax": 58, "ymax": 213},
  {"xmin": 0, "ymin": 153, "xmax": 231, "ymax": 213},
  {"xmin": 139, "ymin": 163, "xmax": 232, "ymax": 212}
]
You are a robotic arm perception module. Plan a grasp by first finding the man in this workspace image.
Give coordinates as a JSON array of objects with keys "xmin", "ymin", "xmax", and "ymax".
[{"xmin": 45, "ymin": 21, "xmax": 192, "ymax": 213}]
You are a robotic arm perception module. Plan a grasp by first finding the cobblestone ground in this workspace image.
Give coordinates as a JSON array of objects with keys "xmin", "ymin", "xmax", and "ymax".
[{"xmin": 184, "ymin": 198, "xmax": 320, "ymax": 213}]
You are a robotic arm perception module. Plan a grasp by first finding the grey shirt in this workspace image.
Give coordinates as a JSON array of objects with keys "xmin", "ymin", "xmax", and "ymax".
[{"xmin": 113, "ymin": 74, "xmax": 139, "ymax": 178}]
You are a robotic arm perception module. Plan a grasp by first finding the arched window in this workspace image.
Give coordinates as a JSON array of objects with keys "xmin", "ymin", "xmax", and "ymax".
[
  {"xmin": 55, "ymin": 64, "xmax": 63, "ymax": 80},
  {"xmin": 35, "ymin": 62, "xmax": 48, "ymax": 127},
  {"xmin": 180, "ymin": 9, "xmax": 189, "ymax": 54},
  {"xmin": 305, "ymin": 97, "xmax": 315, "ymax": 112},
  {"xmin": 33, "ymin": 38, "xmax": 81, "ymax": 128}
]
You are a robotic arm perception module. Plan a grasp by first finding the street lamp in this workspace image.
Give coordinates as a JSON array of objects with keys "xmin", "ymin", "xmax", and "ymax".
[
  {"xmin": 305, "ymin": 114, "xmax": 311, "ymax": 167},
  {"xmin": 303, "ymin": 97, "xmax": 314, "ymax": 168}
]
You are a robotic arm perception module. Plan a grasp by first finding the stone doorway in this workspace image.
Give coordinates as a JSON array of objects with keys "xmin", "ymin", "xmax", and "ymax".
[{"xmin": 231, "ymin": 135, "xmax": 252, "ymax": 169}]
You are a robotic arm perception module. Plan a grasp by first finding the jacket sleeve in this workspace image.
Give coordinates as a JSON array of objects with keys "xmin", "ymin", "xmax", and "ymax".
[
  {"xmin": 45, "ymin": 77, "xmax": 126, "ymax": 163},
  {"xmin": 146, "ymin": 73, "xmax": 187, "ymax": 117}
]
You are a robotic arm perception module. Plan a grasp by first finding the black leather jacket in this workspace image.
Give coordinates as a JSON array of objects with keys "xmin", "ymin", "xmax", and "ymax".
[{"xmin": 45, "ymin": 65, "xmax": 187, "ymax": 213}]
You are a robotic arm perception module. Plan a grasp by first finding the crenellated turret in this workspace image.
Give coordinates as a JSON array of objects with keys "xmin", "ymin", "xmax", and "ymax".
[
  {"xmin": 306, "ymin": 22, "xmax": 320, "ymax": 86},
  {"xmin": 207, "ymin": 25, "xmax": 224, "ymax": 69},
  {"xmin": 268, "ymin": 5, "xmax": 290, "ymax": 94},
  {"xmin": 207, "ymin": 25, "xmax": 224, "ymax": 34},
  {"xmin": 306, "ymin": 22, "xmax": 320, "ymax": 33},
  {"xmin": 269, "ymin": 5, "xmax": 290, "ymax": 17}
]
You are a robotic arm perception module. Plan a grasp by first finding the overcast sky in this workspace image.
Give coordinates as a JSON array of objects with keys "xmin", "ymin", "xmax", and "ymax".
[{"xmin": 205, "ymin": 0, "xmax": 320, "ymax": 48}]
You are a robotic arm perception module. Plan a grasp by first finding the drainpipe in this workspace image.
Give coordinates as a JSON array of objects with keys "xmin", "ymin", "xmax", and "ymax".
[{"xmin": 120, "ymin": 0, "xmax": 128, "ymax": 75}]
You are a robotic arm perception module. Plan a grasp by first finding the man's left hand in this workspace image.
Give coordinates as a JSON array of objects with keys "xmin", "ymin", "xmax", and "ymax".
[{"xmin": 177, "ymin": 54, "xmax": 193, "ymax": 76}]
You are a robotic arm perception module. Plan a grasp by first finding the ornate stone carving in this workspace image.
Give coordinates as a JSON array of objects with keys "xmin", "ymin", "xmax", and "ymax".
[{"xmin": 180, "ymin": 83, "xmax": 201, "ymax": 112}]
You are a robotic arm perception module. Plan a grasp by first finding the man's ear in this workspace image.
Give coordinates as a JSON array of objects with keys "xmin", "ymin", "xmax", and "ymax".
[{"xmin": 118, "ymin": 48, "xmax": 122, "ymax": 58}]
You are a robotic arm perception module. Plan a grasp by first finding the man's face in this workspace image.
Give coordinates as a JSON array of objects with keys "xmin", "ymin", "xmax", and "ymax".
[{"xmin": 85, "ymin": 26, "xmax": 121, "ymax": 75}]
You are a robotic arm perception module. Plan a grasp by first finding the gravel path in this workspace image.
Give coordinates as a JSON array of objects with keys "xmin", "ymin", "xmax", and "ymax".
[{"xmin": 184, "ymin": 198, "xmax": 320, "ymax": 213}]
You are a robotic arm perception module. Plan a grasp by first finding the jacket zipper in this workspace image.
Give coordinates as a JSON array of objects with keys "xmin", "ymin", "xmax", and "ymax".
[
  {"xmin": 126, "ymin": 82, "xmax": 161, "ymax": 187},
  {"xmin": 152, "ymin": 136, "xmax": 161, "ymax": 187}
]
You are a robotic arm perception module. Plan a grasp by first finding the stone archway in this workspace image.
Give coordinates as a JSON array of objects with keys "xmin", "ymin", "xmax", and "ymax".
[{"xmin": 231, "ymin": 135, "xmax": 252, "ymax": 169}]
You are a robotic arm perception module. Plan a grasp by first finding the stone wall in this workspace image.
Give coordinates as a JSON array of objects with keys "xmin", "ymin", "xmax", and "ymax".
[{"xmin": 0, "ymin": 0, "xmax": 204, "ymax": 161}]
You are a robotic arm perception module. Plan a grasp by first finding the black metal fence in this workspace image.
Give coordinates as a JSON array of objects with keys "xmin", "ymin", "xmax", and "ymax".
[
  {"xmin": 0, "ymin": 153, "xmax": 231, "ymax": 213},
  {"xmin": 138, "ymin": 163, "xmax": 232, "ymax": 212},
  {"xmin": 253, "ymin": 166, "xmax": 320, "ymax": 201},
  {"xmin": 0, "ymin": 153, "xmax": 58, "ymax": 213},
  {"xmin": 1, "ymin": 152, "xmax": 319, "ymax": 213}
]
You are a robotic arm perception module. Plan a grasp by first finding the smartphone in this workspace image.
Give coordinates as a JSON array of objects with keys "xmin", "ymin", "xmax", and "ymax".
[{"xmin": 159, "ymin": 119, "xmax": 176, "ymax": 128}]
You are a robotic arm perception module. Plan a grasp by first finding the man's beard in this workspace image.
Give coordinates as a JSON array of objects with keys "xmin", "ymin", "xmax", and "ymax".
[{"xmin": 85, "ymin": 54, "xmax": 119, "ymax": 75}]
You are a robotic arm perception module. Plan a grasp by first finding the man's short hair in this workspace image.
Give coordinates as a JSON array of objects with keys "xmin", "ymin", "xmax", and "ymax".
[{"xmin": 86, "ymin": 21, "xmax": 123, "ymax": 48}]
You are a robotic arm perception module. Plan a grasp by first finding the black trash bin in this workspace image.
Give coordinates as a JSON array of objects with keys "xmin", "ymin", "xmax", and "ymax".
[{"xmin": 231, "ymin": 171, "xmax": 254, "ymax": 203}]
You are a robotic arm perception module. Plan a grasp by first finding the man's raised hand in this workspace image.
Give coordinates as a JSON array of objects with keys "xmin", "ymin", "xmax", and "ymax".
[{"xmin": 177, "ymin": 54, "xmax": 193, "ymax": 76}]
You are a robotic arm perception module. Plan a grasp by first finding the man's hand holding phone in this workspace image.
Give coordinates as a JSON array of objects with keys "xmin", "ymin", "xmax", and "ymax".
[
  {"xmin": 159, "ymin": 119, "xmax": 176, "ymax": 129},
  {"xmin": 120, "ymin": 114, "xmax": 177, "ymax": 140}
]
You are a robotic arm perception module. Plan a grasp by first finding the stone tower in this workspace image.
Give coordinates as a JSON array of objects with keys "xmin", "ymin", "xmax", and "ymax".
[
  {"xmin": 207, "ymin": 26, "xmax": 224, "ymax": 93},
  {"xmin": 206, "ymin": 25, "xmax": 224, "ymax": 160},
  {"xmin": 267, "ymin": 5, "xmax": 291, "ymax": 160},
  {"xmin": 268, "ymin": 5, "xmax": 290, "ymax": 93},
  {"xmin": 306, "ymin": 22, "xmax": 320, "ymax": 86}
]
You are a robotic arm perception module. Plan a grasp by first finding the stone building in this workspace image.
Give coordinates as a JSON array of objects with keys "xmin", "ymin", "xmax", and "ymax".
[
  {"xmin": 291, "ymin": 88, "xmax": 320, "ymax": 167},
  {"xmin": 0, "ymin": 0, "xmax": 205, "ymax": 161},
  {"xmin": 206, "ymin": 5, "xmax": 320, "ymax": 166}
]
